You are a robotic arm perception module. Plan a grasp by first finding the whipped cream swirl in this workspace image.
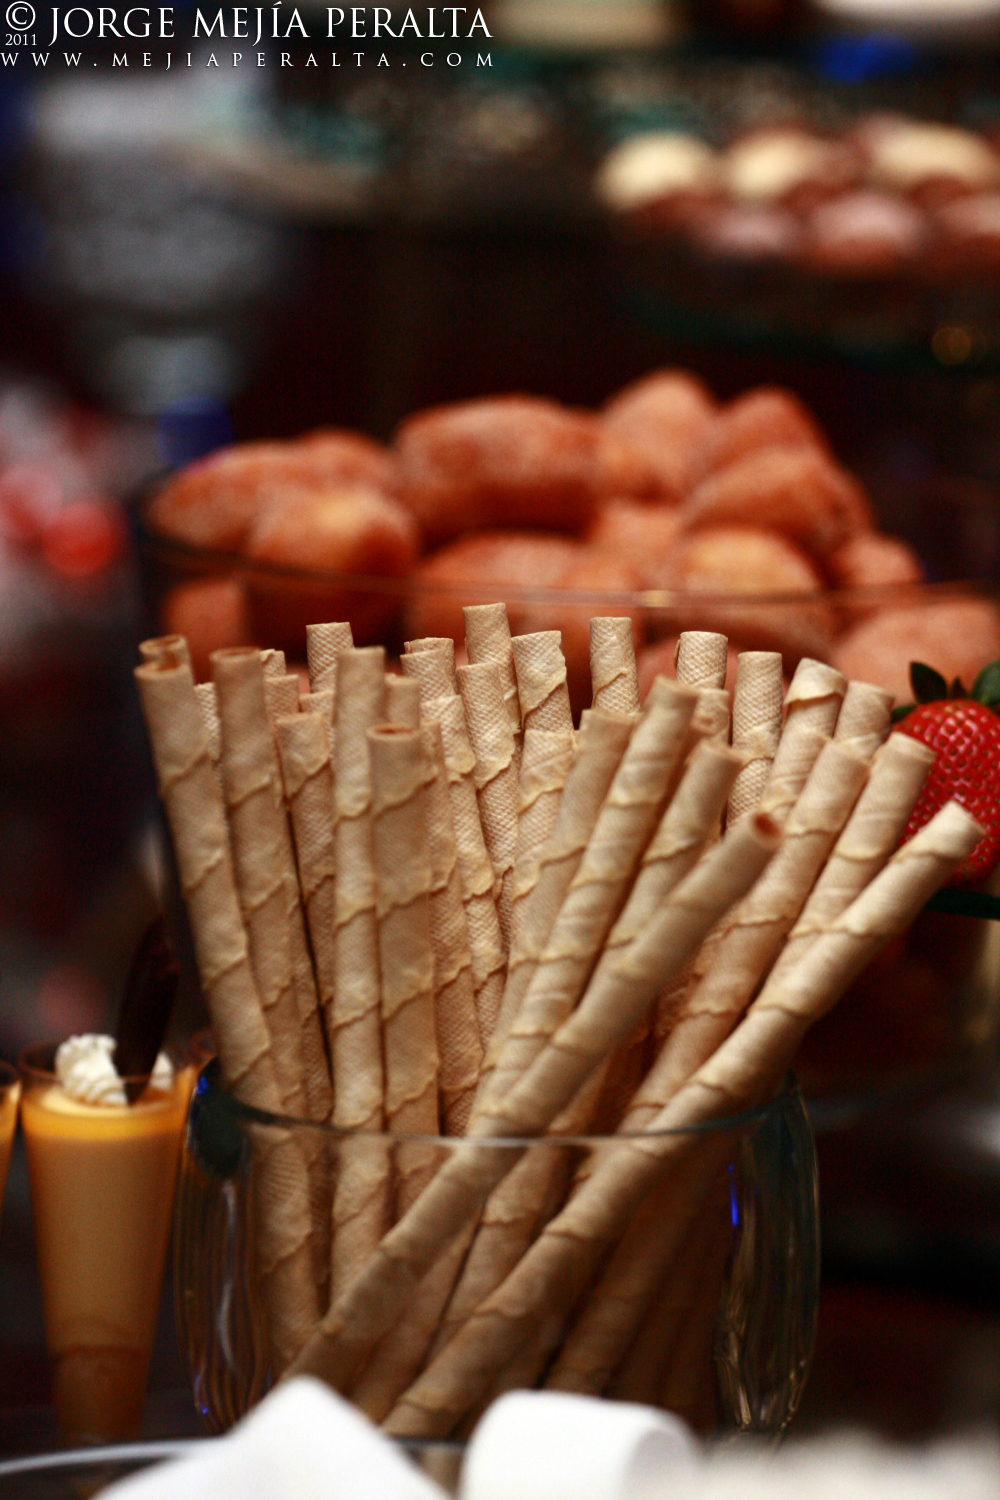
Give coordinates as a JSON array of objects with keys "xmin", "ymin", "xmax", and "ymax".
[{"xmin": 55, "ymin": 1034, "xmax": 173, "ymax": 1105}]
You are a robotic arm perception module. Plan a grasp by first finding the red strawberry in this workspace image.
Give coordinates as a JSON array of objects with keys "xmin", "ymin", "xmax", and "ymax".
[{"xmin": 894, "ymin": 659, "xmax": 1000, "ymax": 886}]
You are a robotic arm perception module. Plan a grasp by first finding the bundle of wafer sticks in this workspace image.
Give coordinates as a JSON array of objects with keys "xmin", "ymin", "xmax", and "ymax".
[{"xmin": 136, "ymin": 608, "xmax": 982, "ymax": 1435}]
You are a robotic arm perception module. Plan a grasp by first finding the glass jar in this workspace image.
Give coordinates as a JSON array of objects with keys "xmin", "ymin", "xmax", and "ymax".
[{"xmin": 174, "ymin": 1064, "xmax": 819, "ymax": 1440}]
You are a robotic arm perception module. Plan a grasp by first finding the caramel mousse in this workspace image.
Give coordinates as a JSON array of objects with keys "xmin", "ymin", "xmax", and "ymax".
[{"xmin": 21, "ymin": 1035, "xmax": 192, "ymax": 1443}]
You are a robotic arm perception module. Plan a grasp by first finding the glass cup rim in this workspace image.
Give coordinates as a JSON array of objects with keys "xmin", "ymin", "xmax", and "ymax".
[
  {"xmin": 194, "ymin": 1058, "xmax": 801, "ymax": 1146},
  {"xmin": 18, "ymin": 1040, "xmax": 189, "ymax": 1090}
]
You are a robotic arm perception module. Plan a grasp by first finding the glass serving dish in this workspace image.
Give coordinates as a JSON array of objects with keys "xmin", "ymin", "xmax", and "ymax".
[{"xmin": 174, "ymin": 1063, "xmax": 819, "ymax": 1441}]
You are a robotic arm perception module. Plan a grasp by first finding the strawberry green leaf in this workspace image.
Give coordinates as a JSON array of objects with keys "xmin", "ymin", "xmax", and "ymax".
[
  {"xmin": 891, "ymin": 704, "xmax": 916, "ymax": 723},
  {"xmin": 972, "ymin": 659, "xmax": 1000, "ymax": 707},
  {"xmin": 910, "ymin": 662, "xmax": 948, "ymax": 702}
]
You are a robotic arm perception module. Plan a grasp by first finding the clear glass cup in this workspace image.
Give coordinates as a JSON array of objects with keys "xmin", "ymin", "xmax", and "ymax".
[
  {"xmin": 174, "ymin": 1063, "xmax": 819, "ymax": 1440},
  {"xmin": 19, "ymin": 1043, "xmax": 196, "ymax": 1445},
  {"xmin": 0, "ymin": 1061, "xmax": 21, "ymax": 1228}
]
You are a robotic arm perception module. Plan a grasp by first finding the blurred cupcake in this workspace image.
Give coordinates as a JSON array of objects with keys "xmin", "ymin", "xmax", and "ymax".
[
  {"xmin": 148, "ymin": 431, "xmax": 395, "ymax": 552},
  {"xmin": 680, "ymin": 444, "xmax": 873, "ymax": 564},
  {"xmin": 245, "ymin": 484, "xmax": 419, "ymax": 649},
  {"xmin": 860, "ymin": 116, "xmax": 1000, "ymax": 208},
  {"xmin": 833, "ymin": 596, "xmax": 1000, "ymax": 703},
  {"xmin": 602, "ymin": 369, "xmax": 717, "ymax": 503},
  {"xmin": 394, "ymin": 396, "xmax": 602, "ymax": 546},
  {"xmin": 698, "ymin": 387, "xmax": 830, "ymax": 478},
  {"xmin": 802, "ymin": 190, "xmax": 929, "ymax": 277},
  {"xmin": 933, "ymin": 192, "xmax": 1000, "ymax": 276},
  {"xmin": 650, "ymin": 523, "xmax": 835, "ymax": 666},
  {"xmin": 586, "ymin": 497, "xmax": 683, "ymax": 588},
  {"xmin": 162, "ymin": 577, "xmax": 251, "ymax": 682},
  {"xmin": 404, "ymin": 531, "xmax": 583, "ymax": 644},
  {"xmin": 595, "ymin": 131, "xmax": 723, "ymax": 231},
  {"xmin": 723, "ymin": 127, "xmax": 860, "ymax": 213},
  {"xmin": 693, "ymin": 201, "xmax": 802, "ymax": 264}
]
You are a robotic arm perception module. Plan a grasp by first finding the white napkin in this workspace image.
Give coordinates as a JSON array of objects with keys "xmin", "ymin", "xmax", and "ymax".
[
  {"xmin": 459, "ymin": 1390, "xmax": 701, "ymax": 1500},
  {"xmin": 98, "ymin": 1378, "xmax": 448, "ymax": 1500}
]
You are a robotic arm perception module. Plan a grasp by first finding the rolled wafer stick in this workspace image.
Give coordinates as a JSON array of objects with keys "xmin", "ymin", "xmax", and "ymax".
[
  {"xmin": 431, "ymin": 1061, "xmax": 607, "ymax": 1364},
  {"xmin": 405, "ymin": 637, "xmax": 458, "ymax": 690},
  {"xmin": 727, "ymin": 651, "xmax": 784, "ymax": 825},
  {"xmin": 482, "ymin": 811, "xmax": 781, "ymax": 1141},
  {"xmin": 560, "ymin": 1146, "xmax": 722, "ymax": 1404},
  {"xmin": 689, "ymin": 687, "xmax": 730, "ymax": 743},
  {"xmin": 590, "ymin": 618, "xmax": 640, "ymax": 716},
  {"xmin": 457, "ymin": 662, "xmax": 520, "ymax": 955},
  {"xmin": 550, "ymin": 737, "xmax": 885, "ymax": 1392},
  {"xmin": 593, "ymin": 738, "xmax": 743, "ymax": 1128},
  {"xmin": 422, "ymin": 720, "xmax": 481, "ymax": 1135},
  {"xmin": 593, "ymin": 739, "xmax": 741, "ymax": 1131},
  {"xmin": 300, "ymin": 689, "xmax": 334, "ymax": 733},
  {"xmin": 633, "ymin": 1178, "xmax": 732, "ymax": 1420},
  {"xmin": 835, "ymin": 679, "xmax": 895, "ymax": 758},
  {"xmin": 213, "ymin": 649, "xmax": 332, "ymax": 1124},
  {"xmin": 344, "ymin": 730, "xmax": 481, "ymax": 1420},
  {"xmin": 350, "ymin": 1223, "xmax": 475, "ymax": 1423},
  {"xmin": 402, "ymin": 647, "xmax": 455, "ymax": 708},
  {"xmin": 370, "ymin": 726, "xmax": 439, "ymax": 1215},
  {"xmin": 213, "ymin": 648, "xmax": 333, "ymax": 1309},
  {"xmin": 511, "ymin": 631, "xmax": 573, "ymax": 734},
  {"xmin": 423, "ymin": 692, "xmax": 506, "ymax": 1051},
  {"xmin": 667, "ymin": 800, "xmax": 984, "ymax": 1122},
  {"xmin": 274, "ymin": 712, "xmax": 338, "ymax": 1069},
  {"xmin": 260, "ymin": 648, "xmax": 286, "ymax": 678},
  {"xmin": 390, "ymin": 805, "xmax": 980, "ymax": 1435},
  {"xmin": 193, "ymin": 680, "xmax": 222, "ymax": 769},
  {"xmin": 288, "ymin": 812, "xmax": 778, "ymax": 1396},
  {"xmin": 629, "ymin": 735, "xmax": 869, "ymax": 1122},
  {"xmin": 382, "ymin": 816, "xmax": 782, "ymax": 1436},
  {"xmin": 488, "ymin": 711, "xmax": 633, "ymax": 1082},
  {"xmin": 510, "ymin": 727, "xmax": 577, "ymax": 955},
  {"xmin": 605, "ymin": 740, "xmax": 742, "ymax": 960},
  {"xmin": 306, "ymin": 622, "xmax": 353, "ymax": 697},
  {"xmin": 464, "ymin": 603, "xmax": 520, "ymax": 738},
  {"xmin": 483, "ymin": 679, "xmax": 698, "ymax": 1111},
  {"xmin": 653, "ymin": 1210, "xmax": 732, "ymax": 1432},
  {"xmin": 264, "ymin": 673, "xmax": 301, "ymax": 729},
  {"xmin": 274, "ymin": 708, "xmax": 336, "ymax": 1310},
  {"xmin": 766, "ymin": 732, "xmax": 936, "ymax": 987},
  {"xmin": 675, "ymin": 631, "xmax": 727, "ymax": 690},
  {"xmin": 212, "ymin": 648, "xmax": 309, "ymax": 1119},
  {"xmin": 650, "ymin": 689, "xmax": 732, "ymax": 1046},
  {"xmin": 385, "ymin": 674, "xmax": 421, "ymax": 728},
  {"xmin": 135, "ymin": 656, "xmax": 317, "ymax": 1371},
  {"xmin": 759, "ymin": 659, "xmax": 846, "ymax": 825},
  {"xmin": 545, "ymin": 1138, "xmax": 727, "ymax": 1398},
  {"xmin": 331, "ymin": 647, "xmax": 388, "ymax": 1297},
  {"xmin": 139, "ymin": 633, "xmax": 192, "ymax": 669}
]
